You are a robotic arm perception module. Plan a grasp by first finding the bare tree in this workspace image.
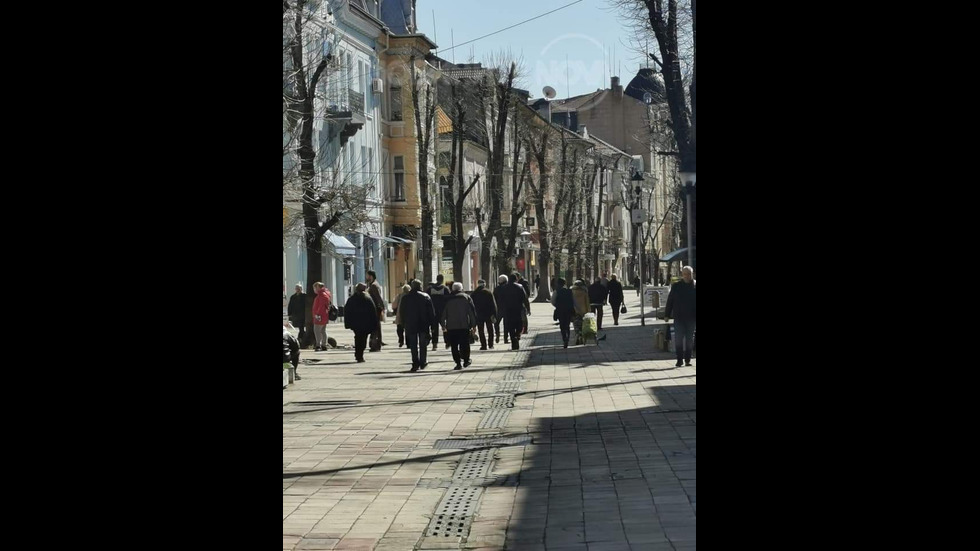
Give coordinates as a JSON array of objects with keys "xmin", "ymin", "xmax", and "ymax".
[
  {"xmin": 410, "ymin": 55, "xmax": 438, "ymax": 283},
  {"xmin": 474, "ymin": 61, "xmax": 519, "ymax": 280},
  {"xmin": 521, "ymin": 109, "xmax": 556, "ymax": 302},
  {"xmin": 614, "ymin": 0, "xmax": 696, "ymax": 265},
  {"xmin": 284, "ymin": 1, "xmax": 373, "ymax": 293},
  {"xmin": 441, "ymin": 82, "xmax": 482, "ymax": 283}
]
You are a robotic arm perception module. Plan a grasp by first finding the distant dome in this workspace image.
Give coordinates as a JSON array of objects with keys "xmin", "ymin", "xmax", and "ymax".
[{"xmin": 625, "ymin": 68, "xmax": 666, "ymax": 104}]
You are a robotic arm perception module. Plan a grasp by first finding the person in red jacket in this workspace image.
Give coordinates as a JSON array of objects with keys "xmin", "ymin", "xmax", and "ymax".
[{"xmin": 311, "ymin": 282, "xmax": 332, "ymax": 351}]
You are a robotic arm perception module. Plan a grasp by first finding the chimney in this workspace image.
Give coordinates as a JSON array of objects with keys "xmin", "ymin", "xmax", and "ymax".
[{"xmin": 611, "ymin": 76, "xmax": 623, "ymax": 97}]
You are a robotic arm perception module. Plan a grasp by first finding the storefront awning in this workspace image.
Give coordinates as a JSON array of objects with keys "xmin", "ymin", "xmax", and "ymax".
[
  {"xmin": 659, "ymin": 247, "xmax": 693, "ymax": 263},
  {"xmin": 326, "ymin": 231, "xmax": 356, "ymax": 255}
]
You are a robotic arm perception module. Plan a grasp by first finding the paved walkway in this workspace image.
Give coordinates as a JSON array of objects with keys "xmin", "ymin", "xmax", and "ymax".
[{"xmin": 284, "ymin": 292, "xmax": 696, "ymax": 551}]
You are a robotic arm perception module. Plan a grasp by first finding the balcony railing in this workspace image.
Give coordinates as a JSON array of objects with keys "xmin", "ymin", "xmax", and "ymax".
[{"xmin": 349, "ymin": 89, "xmax": 364, "ymax": 114}]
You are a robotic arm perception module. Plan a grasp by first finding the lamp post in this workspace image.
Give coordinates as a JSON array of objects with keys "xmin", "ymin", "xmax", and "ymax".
[
  {"xmin": 631, "ymin": 169, "xmax": 645, "ymax": 325},
  {"xmin": 678, "ymin": 169, "xmax": 696, "ymax": 269},
  {"xmin": 520, "ymin": 230, "xmax": 532, "ymax": 284}
]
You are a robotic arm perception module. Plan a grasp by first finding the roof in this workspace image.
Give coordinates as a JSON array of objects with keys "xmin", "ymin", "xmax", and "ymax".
[{"xmin": 550, "ymin": 90, "xmax": 606, "ymax": 113}]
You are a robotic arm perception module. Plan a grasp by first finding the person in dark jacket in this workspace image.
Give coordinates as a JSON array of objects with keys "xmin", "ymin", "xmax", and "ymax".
[
  {"xmin": 287, "ymin": 284, "xmax": 307, "ymax": 347},
  {"xmin": 283, "ymin": 326, "xmax": 301, "ymax": 381},
  {"xmin": 633, "ymin": 275, "xmax": 641, "ymax": 296},
  {"xmin": 499, "ymin": 273, "xmax": 529, "ymax": 350},
  {"xmin": 399, "ymin": 279, "xmax": 437, "ymax": 372},
  {"xmin": 470, "ymin": 279, "xmax": 498, "ymax": 350},
  {"xmin": 366, "ymin": 270, "xmax": 386, "ymax": 351},
  {"xmin": 665, "ymin": 266, "xmax": 697, "ymax": 367},
  {"xmin": 517, "ymin": 275, "xmax": 532, "ymax": 333},
  {"xmin": 493, "ymin": 275, "xmax": 510, "ymax": 344},
  {"xmin": 427, "ymin": 274, "xmax": 450, "ymax": 351},
  {"xmin": 551, "ymin": 278, "xmax": 575, "ymax": 348},
  {"xmin": 589, "ymin": 278, "xmax": 609, "ymax": 330},
  {"xmin": 441, "ymin": 282, "xmax": 477, "ymax": 370},
  {"xmin": 392, "ymin": 284, "xmax": 411, "ymax": 347},
  {"xmin": 607, "ymin": 274, "xmax": 625, "ymax": 326},
  {"xmin": 344, "ymin": 283, "xmax": 377, "ymax": 363}
]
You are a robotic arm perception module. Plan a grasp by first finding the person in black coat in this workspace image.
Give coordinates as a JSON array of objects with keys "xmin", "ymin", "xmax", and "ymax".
[
  {"xmin": 499, "ymin": 273, "xmax": 530, "ymax": 350},
  {"xmin": 398, "ymin": 279, "xmax": 437, "ymax": 371},
  {"xmin": 518, "ymin": 275, "xmax": 531, "ymax": 333},
  {"xmin": 427, "ymin": 274, "xmax": 450, "ymax": 351},
  {"xmin": 589, "ymin": 278, "xmax": 609, "ymax": 330},
  {"xmin": 665, "ymin": 266, "xmax": 697, "ymax": 367},
  {"xmin": 287, "ymin": 284, "xmax": 307, "ymax": 346},
  {"xmin": 344, "ymin": 283, "xmax": 378, "ymax": 363},
  {"xmin": 607, "ymin": 274, "xmax": 625, "ymax": 326},
  {"xmin": 493, "ymin": 275, "xmax": 510, "ymax": 344},
  {"xmin": 551, "ymin": 278, "xmax": 575, "ymax": 348},
  {"xmin": 470, "ymin": 279, "xmax": 498, "ymax": 350}
]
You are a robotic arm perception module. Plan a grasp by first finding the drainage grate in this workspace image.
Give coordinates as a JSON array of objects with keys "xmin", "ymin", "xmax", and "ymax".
[
  {"xmin": 453, "ymin": 448, "xmax": 494, "ymax": 479},
  {"xmin": 466, "ymin": 394, "xmax": 514, "ymax": 411},
  {"xmin": 495, "ymin": 381, "xmax": 523, "ymax": 392},
  {"xmin": 425, "ymin": 486, "xmax": 483, "ymax": 538},
  {"xmin": 425, "ymin": 513, "xmax": 473, "ymax": 539},
  {"xmin": 433, "ymin": 436, "xmax": 532, "ymax": 449},
  {"xmin": 502, "ymin": 371, "xmax": 525, "ymax": 381},
  {"xmin": 477, "ymin": 408, "xmax": 511, "ymax": 431}
]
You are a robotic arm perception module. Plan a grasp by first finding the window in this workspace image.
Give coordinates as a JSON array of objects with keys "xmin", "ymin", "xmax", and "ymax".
[
  {"xmin": 358, "ymin": 60, "xmax": 365, "ymax": 100},
  {"xmin": 390, "ymin": 80, "xmax": 402, "ymax": 121},
  {"xmin": 349, "ymin": 146, "xmax": 356, "ymax": 186},
  {"xmin": 393, "ymin": 156, "xmax": 405, "ymax": 201},
  {"xmin": 345, "ymin": 52, "xmax": 353, "ymax": 106},
  {"xmin": 441, "ymin": 180, "xmax": 452, "ymax": 224},
  {"xmin": 367, "ymin": 148, "xmax": 374, "ymax": 195},
  {"xmin": 361, "ymin": 146, "xmax": 369, "ymax": 190}
]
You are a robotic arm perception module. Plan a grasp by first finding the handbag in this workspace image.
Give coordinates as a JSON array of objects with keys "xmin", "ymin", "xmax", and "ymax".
[{"xmin": 620, "ymin": 305, "xmax": 627, "ymax": 314}]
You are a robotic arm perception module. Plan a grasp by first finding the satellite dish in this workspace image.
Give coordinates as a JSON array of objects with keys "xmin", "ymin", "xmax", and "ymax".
[
  {"xmin": 643, "ymin": 92, "xmax": 653, "ymax": 105},
  {"xmin": 543, "ymin": 86, "xmax": 557, "ymax": 99}
]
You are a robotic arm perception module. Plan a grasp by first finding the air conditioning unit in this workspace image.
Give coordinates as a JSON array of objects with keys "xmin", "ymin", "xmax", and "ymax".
[
  {"xmin": 386, "ymin": 246, "xmax": 396, "ymax": 260},
  {"xmin": 372, "ymin": 78, "xmax": 384, "ymax": 93}
]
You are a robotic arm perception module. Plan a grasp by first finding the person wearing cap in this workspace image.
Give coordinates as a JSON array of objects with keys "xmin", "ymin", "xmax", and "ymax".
[{"xmin": 287, "ymin": 283, "xmax": 308, "ymax": 346}]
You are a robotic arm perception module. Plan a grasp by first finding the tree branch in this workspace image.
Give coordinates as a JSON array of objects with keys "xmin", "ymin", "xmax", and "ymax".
[
  {"xmin": 310, "ymin": 58, "xmax": 329, "ymax": 92},
  {"xmin": 463, "ymin": 173, "xmax": 481, "ymax": 200}
]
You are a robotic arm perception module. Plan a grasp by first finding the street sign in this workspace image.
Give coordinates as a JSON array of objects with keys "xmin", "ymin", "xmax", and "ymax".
[
  {"xmin": 526, "ymin": 217, "xmax": 535, "ymax": 227},
  {"xmin": 631, "ymin": 210, "xmax": 647, "ymax": 224}
]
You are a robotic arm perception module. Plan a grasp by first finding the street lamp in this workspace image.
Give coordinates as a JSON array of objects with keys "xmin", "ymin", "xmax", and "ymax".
[
  {"xmin": 678, "ymin": 169, "xmax": 696, "ymax": 269},
  {"xmin": 631, "ymin": 170, "xmax": 645, "ymax": 325},
  {"xmin": 520, "ymin": 230, "xmax": 532, "ymax": 284}
]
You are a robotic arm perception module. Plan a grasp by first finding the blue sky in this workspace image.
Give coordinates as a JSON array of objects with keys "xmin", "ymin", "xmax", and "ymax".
[{"xmin": 416, "ymin": 0, "xmax": 649, "ymax": 100}]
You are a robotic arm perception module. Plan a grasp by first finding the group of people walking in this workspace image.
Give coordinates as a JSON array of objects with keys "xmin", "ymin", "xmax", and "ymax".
[{"xmin": 285, "ymin": 266, "xmax": 695, "ymax": 374}]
